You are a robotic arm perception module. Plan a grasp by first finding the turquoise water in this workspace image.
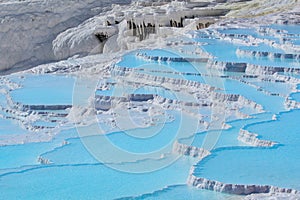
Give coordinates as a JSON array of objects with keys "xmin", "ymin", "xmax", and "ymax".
[
  {"xmin": 0, "ymin": 156, "xmax": 196, "ymax": 200},
  {"xmin": 218, "ymin": 28, "xmax": 281, "ymax": 44},
  {"xmin": 32, "ymin": 120, "xmax": 57, "ymax": 128},
  {"xmin": 39, "ymin": 137, "xmax": 99, "ymax": 165},
  {"xmin": 0, "ymin": 117, "xmax": 27, "ymax": 135},
  {"xmin": 0, "ymin": 81, "xmax": 201, "ymax": 199},
  {"xmin": 0, "ymin": 142, "xmax": 56, "ymax": 169},
  {"xmin": 0, "ymin": 128, "xmax": 78, "ymax": 170},
  {"xmin": 0, "ymin": 93, "xmax": 6, "ymax": 107},
  {"xmin": 193, "ymin": 110, "xmax": 300, "ymax": 190},
  {"xmin": 1, "ymin": 24, "xmax": 300, "ymax": 199},
  {"xmin": 190, "ymin": 25, "xmax": 300, "ymax": 191},
  {"xmin": 10, "ymin": 74, "xmax": 75, "ymax": 105},
  {"xmin": 124, "ymin": 184, "xmax": 240, "ymax": 200},
  {"xmin": 291, "ymin": 92, "xmax": 300, "ymax": 102},
  {"xmin": 116, "ymin": 50, "xmax": 205, "ymax": 83},
  {"xmin": 218, "ymin": 78, "xmax": 286, "ymax": 113},
  {"xmin": 106, "ymin": 122, "xmax": 180, "ymax": 153},
  {"xmin": 238, "ymin": 44, "xmax": 284, "ymax": 53},
  {"xmin": 184, "ymin": 112, "xmax": 273, "ymax": 149},
  {"xmin": 195, "ymin": 28, "xmax": 300, "ymax": 68},
  {"xmin": 268, "ymin": 24, "xmax": 300, "ymax": 35},
  {"xmin": 248, "ymin": 80, "xmax": 294, "ymax": 96}
]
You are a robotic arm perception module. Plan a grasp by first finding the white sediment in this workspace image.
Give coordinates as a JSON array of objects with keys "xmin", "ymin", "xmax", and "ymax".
[
  {"xmin": 238, "ymin": 129, "xmax": 277, "ymax": 147},
  {"xmin": 0, "ymin": 0, "xmax": 300, "ymax": 199},
  {"xmin": 187, "ymin": 174, "xmax": 299, "ymax": 195},
  {"xmin": 172, "ymin": 140, "xmax": 211, "ymax": 159},
  {"xmin": 0, "ymin": 0, "xmax": 131, "ymax": 72}
]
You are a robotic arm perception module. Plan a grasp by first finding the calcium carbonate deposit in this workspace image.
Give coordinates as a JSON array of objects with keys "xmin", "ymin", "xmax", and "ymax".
[{"xmin": 0, "ymin": 0, "xmax": 300, "ymax": 199}]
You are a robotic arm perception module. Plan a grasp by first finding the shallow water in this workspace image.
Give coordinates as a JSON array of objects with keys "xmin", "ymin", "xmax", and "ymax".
[
  {"xmin": 10, "ymin": 74, "xmax": 75, "ymax": 105},
  {"xmin": 0, "ymin": 157, "xmax": 196, "ymax": 200},
  {"xmin": 125, "ymin": 184, "xmax": 241, "ymax": 200},
  {"xmin": 1, "ymin": 24, "xmax": 300, "ymax": 199},
  {"xmin": 0, "ymin": 117, "xmax": 27, "ymax": 135},
  {"xmin": 291, "ymin": 91, "xmax": 300, "ymax": 102},
  {"xmin": 193, "ymin": 110, "xmax": 300, "ymax": 190},
  {"xmin": 195, "ymin": 28, "xmax": 300, "ymax": 68}
]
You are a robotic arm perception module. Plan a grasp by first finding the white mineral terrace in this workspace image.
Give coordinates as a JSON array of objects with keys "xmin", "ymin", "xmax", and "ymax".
[{"xmin": 1, "ymin": 0, "xmax": 300, "ymax": 199}]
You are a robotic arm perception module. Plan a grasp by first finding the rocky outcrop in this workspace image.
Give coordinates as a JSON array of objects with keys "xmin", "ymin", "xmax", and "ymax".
[
  {"xmin": 210, "ymin": 92, "xmax": 263, "ymax": 111},
  {"xmin": 94, "ymin": 98, "xmax": 112, "ymax": 111},
  {"xmin": 238, "ymin": 129, "xmax": 276, "ymax": 147},
  {"xmin": 51, "ymin": 0, "xmax": 229, "ymax": 60},
  {"xmin": 0, "ymin": 81, "xmax": 71, "ymax": 134},
  {"xmin": 245, "ymin": 64, "xmax": 293, "ymax": 75},
  {"xmin": 94, "ymin": 94, "xmax": 202, "ymax": 111},
  {"xmin": 172, "ymin": 140, "xmax": 211, "ymax": 159},
  {"xmin": 110, "ymin": 68, "xmax": 264, "ymax": 114},
  {"xmin": 22, "ymin": 105, "xmax": 72, "ymax": 111},
  {"xmin": 272, "ymin": 73, "xmax": 300, "ymax": 84},
  {"xmin": 125, "ymin": 8, "xmax": 229, "ymax": 31},
  {"xmin": 129, "ymin": 94, "xmax": 154, "ymax": 101},
  {"xmin": 285, "ymin": 98, "xmax": 300, "ymax": 109},
  {"xmin": 0, "ymin": 0, "xmax": 130, "ymax": 72},
  {"xmin": 111, "ymin": 67, "xmax": 214, "ymax": 91},
  {"xmin": 207, "ymin": 60, "xmax": 300, "ymax": 75},
  {"xmin": 236, "ymin": 49, "xmax": 300, "ymax": 61},
  {"xmin": 212, "ymin": 93, "xmax": 239, "ymax": 102},
  {"xmin": 207, "ymin": 60, "xmax": 247, "ymax": 72},
  {"xmin": 37, "ymin": 156, "xmax": 52, "ymax": 165},
  {"xmin": 53, "ymin": 21, "xmax": 118, "ymax": 60},
  {"xmin": 245, "ymin": 192, "xmax": 300, "ymax": 200},
  {"xmin": 94, "ymin": 94, "xmax": 155, "ymax": 111},
  {"xmin": 133, "ymin": 0, "xmax": 172, "ymax": 7},
  {"xmin": 136, "ymin": 52, "xmax": 209, "ymax": 63},
  {"xmin": 187, "ymin": 175, "xmax": 299, "ymax": 195}
]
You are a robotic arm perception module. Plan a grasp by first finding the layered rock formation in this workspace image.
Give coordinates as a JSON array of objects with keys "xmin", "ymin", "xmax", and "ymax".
[
  {"xmin": 52, "ymin": 1, "xmax": 229, "ymax": 62},
  {"xmin": 207, "ymin": 60, "xmax": 300, "ymax": 75},
  {"xmin": 236, "ymin": 49, "xmax": 300, "ymax": 61},
  {"xmin": 172, "ymin": 140, "xmax": 211, "ymax": 159},
  {"xmin": 238, "ymin": 129, "xmax": 277, "ymax": 147},
  {"xmin": 136, "ymin": 52, "xmax": 209, "ymax": 62},
  {"xmin": 187, "ymin": 175, "xmax": 298, "ymax": 195},
  {"xmin": 0, "ymin": 0, "xmax": 131, "ymax": 72}
]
